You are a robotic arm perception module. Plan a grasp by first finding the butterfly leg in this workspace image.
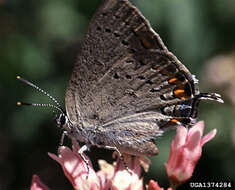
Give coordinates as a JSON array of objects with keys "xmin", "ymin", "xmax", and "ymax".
[
  {"xmin": 60, "ymin": 131, "xmax": 68, "ymax": 146},
  {"xmin": 58, "ymin": 131, "xmax": 68, "ymax": 155},
  {"xmin": 78, "ymin": 144, "xmax": 91, "ymax": 178},
  {"xmin": 104, "ymin": 145, "xmax": 132, "ymax": 174}
]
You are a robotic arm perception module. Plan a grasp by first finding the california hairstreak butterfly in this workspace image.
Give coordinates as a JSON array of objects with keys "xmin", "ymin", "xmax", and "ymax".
[{"xmin": 17, "ymin": 0, "xmax": 223, "ymax": 170}]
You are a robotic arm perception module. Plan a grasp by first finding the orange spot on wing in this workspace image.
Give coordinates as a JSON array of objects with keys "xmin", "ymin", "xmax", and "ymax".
[
  {"xmin": 169, "ymin": 77, "xmax": 177, "ymax": 84},
  {"xmin": 174, "ymin": 88, "xmax": 187, "ymax": 99},
  {"xmin": 174, "ymin": 89, "xmax": 185, "ymax": 95},
  {"xmin": 171, "ymin": 119, "xmax": 179, "ymax": 124}
]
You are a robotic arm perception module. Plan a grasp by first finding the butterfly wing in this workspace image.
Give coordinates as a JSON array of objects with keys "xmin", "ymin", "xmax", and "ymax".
[
  {"xmin": 65, "ymin": 0, "xmax": 201, "ymax": 155},
  {"xmin": 66, "ymin": 0, "xmax": 195, "ymax": 123}
]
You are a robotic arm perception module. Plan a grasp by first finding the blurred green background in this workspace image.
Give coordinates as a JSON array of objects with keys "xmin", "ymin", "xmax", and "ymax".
[{"xmin": 1, "ymin": 0, "xmax": 235, "ymax": 189}]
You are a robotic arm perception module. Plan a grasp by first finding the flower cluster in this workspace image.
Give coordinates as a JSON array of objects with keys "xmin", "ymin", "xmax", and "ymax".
[{"xmin": 30, "ymin": 121, "xmax": 216, "ymax": 190}]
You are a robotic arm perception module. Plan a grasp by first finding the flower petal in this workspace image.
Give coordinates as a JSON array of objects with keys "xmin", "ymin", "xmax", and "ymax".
[
  {"xmin": 173, "ymin": 126, "xmax": 188, "ymax": 149},
  {"xmin": 48, "ymin": 146, "xmax": 100, "ymax": 190},
  {"xmin": 97, "ymin": 160, "xmax": 114, "ymax": 190},
  {"xmin": 186, "ymin": 130, "xmax": 201, "ymax": 151},
  {"xmin": 30, "ymin": 175, "xmax": 50, "ymax": 190},
  {"xmin": 201, "ymin": 129, "xmax": 217, "ymax": 146},
  {"xmin": 187, "ymin": 121, "xmax": 204, "ymax": 140},
  {"xmin": 165, "ymin": 121, "xmax": 217, "ymax": 186},
  {"xmin": 111, "ymin": 155, "xmax": 143, "ymax": 190},
  {"xmin": 147, "ymin": 180, "xmax": 163, "ymax": 190}
]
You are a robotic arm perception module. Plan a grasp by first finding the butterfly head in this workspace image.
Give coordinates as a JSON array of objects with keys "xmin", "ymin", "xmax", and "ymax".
[{"xmin": 55, "ymin": 113, "xmax": 70, "ymax": 130}]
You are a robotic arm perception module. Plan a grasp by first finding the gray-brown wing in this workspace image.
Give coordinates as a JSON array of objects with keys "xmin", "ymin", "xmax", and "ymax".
[
  {"xmin": 96, "ymin": 111, "xmax": 170, "ymax": 156},
  {"xmin": 65, "ymin": 0, "xmax": 196, "ymax": 128}
]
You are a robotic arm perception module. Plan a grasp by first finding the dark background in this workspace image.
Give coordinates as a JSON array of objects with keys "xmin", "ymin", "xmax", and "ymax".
[{"xmin": 1, "ymin": 0, "xmax": 235, "ymax": 189}]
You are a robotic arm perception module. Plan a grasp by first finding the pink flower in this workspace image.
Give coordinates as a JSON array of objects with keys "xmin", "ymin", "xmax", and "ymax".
[
  {"xmin": 147, "ymin": 180, "xmax": 163, "ymax": 190},
  {"xmin": 32, "ymin": 140, "xmax": 147, "ymax": 190},
  {"xmin": 30, "ymin": 175, "xmax": 50, "ymax": 190},
  {"xmin": 30, "ymin": 121, "xmax": 217, "ymax": 190},
  {"xmin": 146, "ymin": 180, "xmax": 172, "ymax": 190},
  {"xmin": 165, "ymin": 121, "xmax": 217, "ymax": 186},
  {"xmin": 111, "ymin": 154, "xmax": 143, "ymax": 190},
  {"xmin": 48, "ymin": 141, "xmax": 101, "ymax": 190}
]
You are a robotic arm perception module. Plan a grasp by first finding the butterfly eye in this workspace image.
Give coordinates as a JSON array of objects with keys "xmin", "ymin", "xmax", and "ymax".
[
  {"xmin": 56, "ymin": 114, "xmax": 66, "ymax": 127},
  {"xmin": 60, "ymin": 114, "xmax": 66, "ymax": 125}
]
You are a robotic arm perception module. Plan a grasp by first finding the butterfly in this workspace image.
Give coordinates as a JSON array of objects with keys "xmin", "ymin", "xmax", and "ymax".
[{"xmin": 18, "ymin": 0, "xmax": 223, "ymax": 169}]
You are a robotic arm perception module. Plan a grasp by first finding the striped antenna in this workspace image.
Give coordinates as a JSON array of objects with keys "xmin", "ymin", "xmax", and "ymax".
[
  {"xmin": 17, "ymin": 76, "xmax": 63, "ymax": 109},
  {"xmin": 17, "ymin": 76, "xmax": 65, "ymax": 114},
  {"xmin": 17, "ymin": 101, "xmax": 64, "ymax": 114}
]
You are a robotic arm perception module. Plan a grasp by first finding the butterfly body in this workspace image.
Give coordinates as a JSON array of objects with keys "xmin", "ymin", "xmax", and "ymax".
[{"xmin": 65, "ymin": 118, "xmax": 160, "ymax": 156}]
